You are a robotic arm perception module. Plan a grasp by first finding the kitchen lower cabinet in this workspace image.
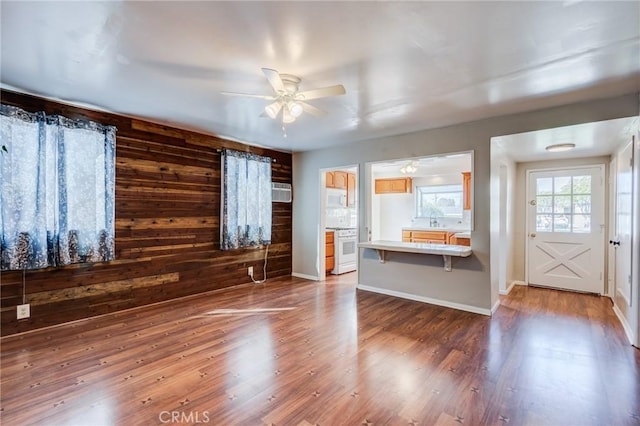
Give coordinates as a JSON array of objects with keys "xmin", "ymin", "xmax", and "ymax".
[
  {"xmin": 403, "ymin": 230, "xmax": 470, "ymax": 246},
  {"xmin": 326, "ymin": 231, "xmax": 335, "ymax": 271},
  {"xmin": 402, "ymin": 230, "xmax": 448, "ymax": 244}
]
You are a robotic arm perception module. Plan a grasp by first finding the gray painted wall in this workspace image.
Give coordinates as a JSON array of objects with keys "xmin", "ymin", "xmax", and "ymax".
[
  {"xmin": 293, "ymin": 93, "xmax": 639, "ymax": 313},
  {"xmin": 491, "ymin": 145, "xmax": 517, "ymax": 294}
]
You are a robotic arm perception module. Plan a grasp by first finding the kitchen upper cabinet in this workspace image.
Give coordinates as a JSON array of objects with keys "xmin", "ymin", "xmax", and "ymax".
[
  {"xmin": 346, "ymin": 173, "xmax": 356, "ymax": 207},
  {"xmin": 326, "ymin": 171, "xmax": 335, "ymax": 188},
  {"xmin": 333, "ymin": 171, "xmax": 348, "ymax": 189},
  {"xmin": 462, "ymin": 172, "xmax": 471, "ymax": 210},
  {"xmin": 326, "ymin": 171, "xmax": 349, "ymax": 189},
  {"xmin": 375, "ymin": 178, "xmax": 413, "ymax": 194}
]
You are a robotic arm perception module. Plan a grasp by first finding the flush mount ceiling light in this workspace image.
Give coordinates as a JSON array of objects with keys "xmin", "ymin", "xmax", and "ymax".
[
  {"xmin": 222, "ymin": 68, "xmax": 345, "ymax": 127},
  {"xmin": 400, "ymin": 161, "xmax": 418, "ymax": 174},
  {"xmin": 545, "ymin": 143, "xmax": 576, "ymax": 152}
]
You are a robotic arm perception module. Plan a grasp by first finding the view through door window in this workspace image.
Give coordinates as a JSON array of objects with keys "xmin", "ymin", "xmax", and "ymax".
[{"xmin": 536, "ymin": 175, "xmax": 591, "ymax": 233}]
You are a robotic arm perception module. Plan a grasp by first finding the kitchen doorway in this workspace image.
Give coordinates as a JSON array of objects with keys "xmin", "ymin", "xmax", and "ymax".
[{"xmin": 320, "ymin": 165, "xmax": 358, "ymax": 281}]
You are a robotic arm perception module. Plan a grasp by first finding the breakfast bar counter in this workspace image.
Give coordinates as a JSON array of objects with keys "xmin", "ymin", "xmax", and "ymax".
[
  {"xmin": 356, "ymin": 238, "xmax": 489, "ymax": 315},
  {"xmin": 359, "ymin": 240, "xmax": 471, "ymax": 271}
]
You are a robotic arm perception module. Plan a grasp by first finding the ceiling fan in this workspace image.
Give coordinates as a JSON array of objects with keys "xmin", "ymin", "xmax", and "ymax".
[{"xmin": 222, "ymin": 68, "xmax": 346, "ymax": 125}]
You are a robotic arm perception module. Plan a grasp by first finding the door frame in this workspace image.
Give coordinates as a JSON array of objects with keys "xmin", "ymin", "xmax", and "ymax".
[
  {"xmin": 608, "ymin": 156, "xmax": 617, "ymax": 298},
  {"xmin": 318, "ymin": 164, "xmax": 359, "ymax": 281},
  {"xmin": 524, "ymin": 164, "xmax": 606, "ymax": 291}
]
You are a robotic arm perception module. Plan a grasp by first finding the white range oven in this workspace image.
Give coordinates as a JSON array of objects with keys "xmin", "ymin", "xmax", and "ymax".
[{"xmin": 332, "ymin": 228, "xmax": 357, "ymax": 274}]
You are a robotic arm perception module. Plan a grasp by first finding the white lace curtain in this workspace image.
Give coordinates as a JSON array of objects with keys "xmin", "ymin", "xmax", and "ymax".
[
  {"xmin": 221, "ymin": 149, "xmax": 272, "ymax": 250},
  {"xmin": 0, "ymin": 104, "xmax": 116, "ymax": 270}
]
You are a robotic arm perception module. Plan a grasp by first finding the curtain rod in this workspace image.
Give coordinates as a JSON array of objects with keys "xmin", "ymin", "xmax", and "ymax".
[{"xmin": 216, "ymin": 148, "xmax": 277, "ymax": 163}]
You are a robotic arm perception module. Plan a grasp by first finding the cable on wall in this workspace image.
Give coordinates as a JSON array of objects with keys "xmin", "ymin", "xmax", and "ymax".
[{"xmin": 249, "ymin": 245, "xmax": 269, "ymax": 284}]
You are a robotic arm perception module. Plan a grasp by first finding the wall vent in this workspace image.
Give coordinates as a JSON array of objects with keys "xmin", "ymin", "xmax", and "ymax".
[{"xmin": 272, "ymin": 182, "xmax": 292, "ymax": 203}]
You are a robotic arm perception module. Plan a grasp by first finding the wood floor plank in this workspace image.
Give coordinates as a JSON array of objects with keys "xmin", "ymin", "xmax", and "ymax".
[{"xmin": 1, "ymin": 274, "xmax": 639, "ymax": 425}]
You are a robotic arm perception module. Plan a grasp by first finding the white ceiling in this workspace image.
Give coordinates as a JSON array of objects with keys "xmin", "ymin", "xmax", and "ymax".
[
  {"xmin": 373, "ymin": 152, "xmax": 472, "ymax": 178},
  {"xmin": 1, "ymin": 1, "xmax": 639, "ymax": 153},
  {"xmin": 493, "ymin": 116, "xmax": 639, "ymax": 163}
]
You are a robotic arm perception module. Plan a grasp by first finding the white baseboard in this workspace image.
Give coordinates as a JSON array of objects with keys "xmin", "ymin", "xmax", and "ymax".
[
  {"xmin": 291, "ymin": 272, "xmax": 320, "ymax": 281},
  {"xmin": 499, "ymin": 280, "xmax": 525, "ymax": 295},
  {"xmin": 613, "ymin": 303, "xmax": 635, "ymax": 345},
  {"xmin": 491, "ymin": 299, "xmax": 500, "ymax": 314},
  {"xmin": 357, "ymin": 284, "xmax": 491, "ymax": 316}
]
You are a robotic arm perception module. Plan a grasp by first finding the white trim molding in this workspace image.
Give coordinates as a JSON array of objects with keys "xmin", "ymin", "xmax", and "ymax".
[
  {"xmin": 292, "ymin": 272, "xmax": 320, "ymax": 281},
  {"xmin": 613, "ymin": 304, "xmax": 635, "ymax": 345},
  {"xmin": 357, "ymin": 284, "xmax": 492, "ymax": 316},
  {"xmin": 500, "ymin": 280, "xmax": 525, "ymax": 295},
  {"xmin": 491, "ymin": 299, "xmax": 501, "ymax": 314}
]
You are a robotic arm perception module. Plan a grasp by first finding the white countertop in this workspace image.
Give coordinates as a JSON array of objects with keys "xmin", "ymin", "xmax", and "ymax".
[
  {"xmin": 359, "ymin": 240, "xmax": 472, "ymax": 257},
  {"xmin": 402, "ymin": 226, "xmax": 470, "ymax": 233},
  {"xmin": 453, "ymin": 231, "xmax": 471, "ymax": 238}
]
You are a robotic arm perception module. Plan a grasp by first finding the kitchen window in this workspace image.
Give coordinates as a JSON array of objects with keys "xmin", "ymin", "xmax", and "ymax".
[{"xmin": 415, "ymin": 184, "xmax": 463, "ymax": 218}]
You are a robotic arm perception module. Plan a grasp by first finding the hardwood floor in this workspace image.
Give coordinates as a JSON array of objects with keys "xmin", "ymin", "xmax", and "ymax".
[{"xmin": 1, "ymin": 273, "xmax": 639, "ymax": 425}]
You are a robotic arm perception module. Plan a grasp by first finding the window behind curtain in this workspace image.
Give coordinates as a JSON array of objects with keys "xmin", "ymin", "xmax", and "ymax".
[
  {"xmin": 220, "ymin": 149, "xmax": 272, "ymax": 250},
  {"xmin": 0, "ymin": 105, "xmax": 116, "ymax": 270}
]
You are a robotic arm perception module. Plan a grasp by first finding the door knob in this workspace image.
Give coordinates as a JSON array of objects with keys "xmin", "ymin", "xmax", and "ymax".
[{"xmin": 529, "ymin": 233, "xmax": 536, "ymax": 238}]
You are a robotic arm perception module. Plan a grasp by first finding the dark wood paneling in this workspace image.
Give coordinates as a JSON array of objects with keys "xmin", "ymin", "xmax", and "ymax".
[{"xmin": 0, "ymin": 89, "xmax": 293, "ymax": 336}]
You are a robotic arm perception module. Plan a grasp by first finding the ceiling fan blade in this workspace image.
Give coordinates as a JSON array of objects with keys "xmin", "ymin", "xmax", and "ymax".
[
  {"xmin": 299, "ymin": 101, "xmax": 327, "ymax": 117},
  {"xmin": 296, "ymin": 84, "xmax": 346, "ymax": 101},
  {"xmin": 220, "ymin": 92, "xmax": 276, "ymax": 100},
  {"xmin": 262, "ymin": 68, "xmax": 285, "ymax": 94}
]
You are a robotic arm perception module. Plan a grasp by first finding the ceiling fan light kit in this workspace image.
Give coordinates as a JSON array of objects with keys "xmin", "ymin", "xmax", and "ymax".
[
  {"xmin": 400, "ymin": 161, "xmax": 418, "ymax": 174},
  {"xmin": 282, "ymin": 108, "xmax": 296, "ymax": 124},
  {"xmin": 223, "ymin": 68, "xmax": 345, "ymax": 127},
  {"xmin": 288, "ymin": 101, "xmax": 303, "ymax": 118},
  {"xmin": 264, "ymin": 101, "xmax": 282, "ymax": 119}
]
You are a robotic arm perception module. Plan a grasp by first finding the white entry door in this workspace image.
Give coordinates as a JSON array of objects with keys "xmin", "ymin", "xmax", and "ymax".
[
  {"xmin": 527, "ymin": 166, "xmax": 605, "ymax": 293},
  {"xmin": 614, "ymin": 141, "xmax": 633, "ymax": 306}
]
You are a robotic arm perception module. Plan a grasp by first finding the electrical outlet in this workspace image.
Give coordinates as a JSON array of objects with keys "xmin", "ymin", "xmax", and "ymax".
[
  {"xmin": 17, "ymin": 303, "xmax": 30, "ymax": 320},
  {"xmin": 248, "ymin": 266, "xmax": 254, "ymax": 276}
]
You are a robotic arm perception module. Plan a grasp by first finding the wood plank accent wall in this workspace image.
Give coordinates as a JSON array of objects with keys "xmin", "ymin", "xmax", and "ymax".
[{"xmin": 0, "ymin": 90, "xmax": 293, "ymax": 336}]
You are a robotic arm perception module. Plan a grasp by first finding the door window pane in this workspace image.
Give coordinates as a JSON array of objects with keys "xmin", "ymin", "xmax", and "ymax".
[
  {"xmin": 536, "ymin": 215, "xmax": 552, "ymax": 232},
  {"xmin": 535, "ymin": 173, "xmax": 593, "ymax": 234},
  {"xmin": 573, "ymin": 195, "xmax": 591, "ymax": 215},
  {"xmin": 554, "ymin": 176, "xmax": 572, "ymax": 194},
  {"xmin": 554, "ymin": 196, "xmax": 571, "ymax": 214},
  {"xmin": 536, "ymin": 196, "xmax": 552, "ymax": 213},
  {"xmin": 553, "ymin": 215, "xmax": 570, "ymax": 232},
  {"xmin": 573, "ymin": 176, "xmax": 591, "ymax": 194},
  {"xmin": 537, "ymin": 177, "xmax": 553, "ymax": 195}
]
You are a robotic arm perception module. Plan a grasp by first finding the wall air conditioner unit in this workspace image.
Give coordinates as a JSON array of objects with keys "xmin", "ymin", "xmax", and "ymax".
[{"xmin": 272, "ymin": 182, "xmax": 292, "ymax": 203}]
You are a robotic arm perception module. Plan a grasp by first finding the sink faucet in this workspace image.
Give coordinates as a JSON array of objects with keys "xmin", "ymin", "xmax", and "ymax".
[{"xmin": 430, "ymin": 216, "xmax": 438, "ymax": 227}]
